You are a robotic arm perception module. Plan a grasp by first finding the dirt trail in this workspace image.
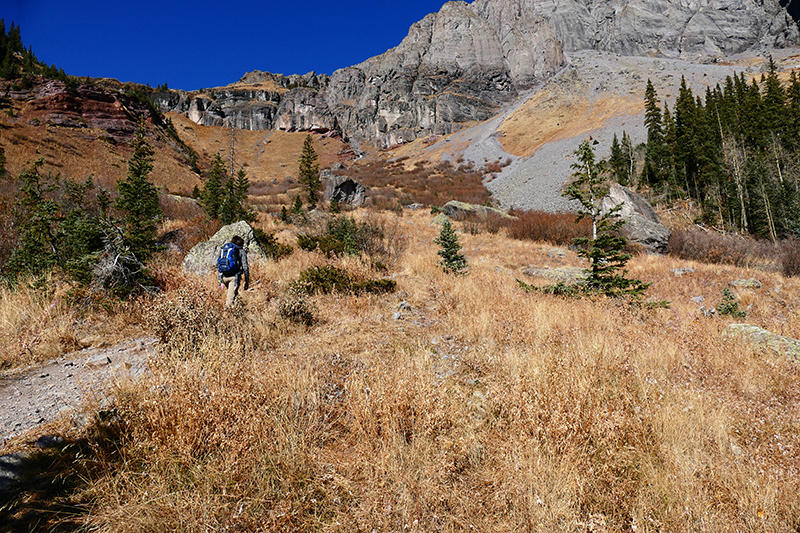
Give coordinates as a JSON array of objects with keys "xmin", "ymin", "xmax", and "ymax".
[{"xmin": 0, "ymin": 337, "xmax": 157, "ymax": 447}]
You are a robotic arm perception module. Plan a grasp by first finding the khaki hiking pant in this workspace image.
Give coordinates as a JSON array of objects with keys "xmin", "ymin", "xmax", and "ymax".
[{"xmin": 221, "ymin": 275, "xmax": 240, "ymax": 308}]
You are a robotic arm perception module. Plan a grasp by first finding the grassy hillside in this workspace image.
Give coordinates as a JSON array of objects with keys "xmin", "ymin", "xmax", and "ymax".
[{"xmin": 2, "ymin": 206, "xmax": 799, "ymax": 531}]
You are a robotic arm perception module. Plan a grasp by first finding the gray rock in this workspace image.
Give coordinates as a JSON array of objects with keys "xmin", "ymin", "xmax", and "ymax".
[
  {"xmin": 600, "ymin": 184, "xmax": 671, "ymax": 254},
  {"xmin": 729, "ymin": 278, "xmax": 762, "ymax": 289},
  {"xmin": 85, "ymin": 355, "xmax": 111, "ymax": 369},
  {"xmin": 182, "ymin": 221, "xmax": 267, "ymax": 276},
  {"xmin": 724, "ymin": 324, "xmax": 800, "ymax": 361},
  {"xmin": 154, "ymin": 0, "xmax": 797, "ymax": 150},
  {"xmin": 0, "ymin": 452, "xmax": 32, "ymax": 494},
  {"xmin": 520, "ymin": 266, "xmax": 586, "ymax": 283},
  {"xmin": 442, "ymin": 200, "xmax": 515, "ymax": 220},
  {"xmin": 472, "ymin": 0, "xmax": 799, "ymax": 58},
  {"xmin": 324, "ymin": 175, "xmax": 366, "ymax": 206},
  {"xmin": 275, "ymin": 87, "xmax": 337, "ymax": 133}
]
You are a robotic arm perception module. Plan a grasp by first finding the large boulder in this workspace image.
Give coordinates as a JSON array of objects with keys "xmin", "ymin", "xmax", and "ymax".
[
  {"xmin": 181, "ymin": 221, "xmax": 267, "ymax": 276},
  {"xmin": 324, "ymin": 175, "xmax": 366, "ymax": 206},
  {"xmin": 600, "ymin": 184, "xmax": 671, "ymax": 254},
  {"xmin": 442, "ymin": 200, "xmax": 515, "ymax": 220}
]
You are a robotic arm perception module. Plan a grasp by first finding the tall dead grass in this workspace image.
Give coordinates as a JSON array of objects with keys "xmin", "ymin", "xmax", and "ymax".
[{"xmin": 5, "ymin": 210, "xmax": 800, "ymax": 532}]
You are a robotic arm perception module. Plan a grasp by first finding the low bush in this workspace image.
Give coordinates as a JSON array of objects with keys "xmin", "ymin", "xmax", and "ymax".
[
  {"xmin": 253, "ymin": 228, "xmax": 293, "ymax": 261},
  {"xmin": 289, "ymin": 265, "xmax": 396, "ymax": 296},
  {"xmin": 667, "ymin": 229, "xmax": 778, "ymax": 268},
  {"xmin": 278, "ymin": 286, "xmax": 316, "ymax": 326},
  {"xmin": 297, "ymin": 215, "xmax": 407, "ymax": 267},
  {"xmin": 504, "ymin": 209, "xmax": 591, "ymax": 246},
  {"xmin": 781, "ymin": 237, "xmax": 800, "ymax": 277}
]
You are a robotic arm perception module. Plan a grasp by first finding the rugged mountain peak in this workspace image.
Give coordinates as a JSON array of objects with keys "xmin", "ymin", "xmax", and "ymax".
[
  {"xmin": 157, "ymin": 0, "xmax": 799, "ymax": 148},
  {"xmin": 324, "ymin": 1, "xmax": 565, "ymax": 146},
  {"xmin": 469, "ymin": 0, "xmax": 799, "ymax": 58}
]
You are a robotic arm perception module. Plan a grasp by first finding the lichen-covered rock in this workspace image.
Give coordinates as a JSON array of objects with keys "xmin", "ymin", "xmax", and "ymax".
[
  {"xmin": 520, "ymin": 266, "xmax": 587, "ymax": 283},
  {"xmin": 729, "ymin": 278, "xmax": 762, "ymax": 289},
  {"xmin": 442, "ymin": 200, "xmax": 515, "ymax": 220},
  {"xmin": 724, "ymin": 324, "xmax": 800, "ymax": 361},
  {"xmin": 182, "ymin": 221, "xmax": 267, "ymax": 276}
]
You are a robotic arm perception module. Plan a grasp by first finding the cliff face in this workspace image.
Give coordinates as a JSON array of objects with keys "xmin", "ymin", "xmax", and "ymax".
[
  {"xmin": 478, "ymin": 0, "xmax": 798, "ymax": 57},
  {"xmin": 156, "ymin": 0, "xmax": 799, "ymax": 147}
]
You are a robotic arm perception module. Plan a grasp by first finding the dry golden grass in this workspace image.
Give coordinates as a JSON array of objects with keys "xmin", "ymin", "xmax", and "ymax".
[
  {"xmin": 498, "ymin": 84, "xmax": 641, "ymax": 157},
  {"xmin": 0, "ymin": 100, "xmax": 203, "ymax": 196},
  {"xmin": 3, "ymin": 210, "xmax": 800, "ymax": 532}
]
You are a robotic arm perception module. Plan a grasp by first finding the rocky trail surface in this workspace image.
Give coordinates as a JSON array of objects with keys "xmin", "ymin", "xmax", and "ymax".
[{"xmin": 1, "ymin": 337, "xmax": 157, "ymax": 448}]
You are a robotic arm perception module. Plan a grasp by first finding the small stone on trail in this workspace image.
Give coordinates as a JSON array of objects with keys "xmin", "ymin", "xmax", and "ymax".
[{"xmin": 85, "ymin": 355, "xmax": 112, "ymax": 369}]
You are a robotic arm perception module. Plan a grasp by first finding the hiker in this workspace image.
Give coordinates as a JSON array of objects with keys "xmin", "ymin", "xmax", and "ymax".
[{"xmin": 217, "ymin": 235, "xmax": 249, "ymax": 308}]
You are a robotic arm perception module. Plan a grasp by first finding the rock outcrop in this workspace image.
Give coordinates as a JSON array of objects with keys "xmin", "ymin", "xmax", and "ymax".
[
  {"xmin": 600, "ymin": 184, "xmax": 671, "ymax": 254},
  {"xmin": 470, "ymin": 0, "xmax": 799, "ymax": 59},
  {"xmin": 442, "ymin": 200, "xmax": 515, "ymax": 220},
  {"xmin": 724, "ymin": 324, "xmax": 800, "ymax": 361},
  {"xmin": 324, "ymin": 175, "xmax": 366, "ymax": 206},
  {"xmin": 182, "ymin": 221, "xmax": 267, "ymax": 276},
  {"xmin": 30, "ymin": 80, "xmax": 155, "ymax": 141}
]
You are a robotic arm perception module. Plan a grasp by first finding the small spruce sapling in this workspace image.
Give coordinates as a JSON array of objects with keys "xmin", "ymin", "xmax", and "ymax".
[{"xmin": 435, "ymin": 218, "xmax": 468, "ymax": 275}]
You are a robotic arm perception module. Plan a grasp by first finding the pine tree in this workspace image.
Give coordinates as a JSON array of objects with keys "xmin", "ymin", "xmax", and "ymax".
[
  {"xmin": 218, "ymin": 167, "xmax": 255, "ymax": 224},
  {"xmin": 298, "ymin": 134, "xmax": 321, "ymax": 209},
  {"xmin": 643, "ymin": 79, "xmax": 667, "ymax": 186},
  {"xmin": 3, "ymin": 159, "xmax": 60, "ymax": 279},
  {"xmin": 609, "ymin": 133, "xmax": 629, "ymax": 185},
  {"xmin": 434, "ymin": 218, "xmax": 468, "ymax": 275},
  {"xmin": 115, "ymin": 117, "xmax": 161, "ymax": 261},
  {"xmin": 563, "ymin": 139, "xmax": 650, "ymax": 299},
  {"xmin": 200, "ymin": 153, "xmax": 225, "ymax": 219}
]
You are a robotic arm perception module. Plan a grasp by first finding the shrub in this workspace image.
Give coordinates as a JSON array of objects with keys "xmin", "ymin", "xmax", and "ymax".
[
  {"xmin": 667, "ymin": 229, "xmax": 779, "ymax": 268},
  {"xmin": 278, "ymin": 286, "xmax": 316, "ymax": 326},
  {"xmin": 253, "ymin": 228, "xmax": 293, "ymax": 261},
  {"xmin": 289, "ymin": 265, "xmax": 396, "ymax": 296},
  {"xmin": 780, "ymin": 237, "xmax": 800, "ymax": 277},
  {"xmin": 296, "ymin": 215, "xmax": 406, "ymax": 267},
  {"xmin": 505, "ymin": 209, "xmax": 591, "ymax": 245},
  {"xmin": 716, "ymin": 288, "xmax": 747, "ymax": 318}
]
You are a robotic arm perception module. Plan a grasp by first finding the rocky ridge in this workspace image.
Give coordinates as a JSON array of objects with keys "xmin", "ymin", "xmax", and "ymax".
[{"xmin": 154, "ymin": 0, "xmax": 798, "ymax": 149}]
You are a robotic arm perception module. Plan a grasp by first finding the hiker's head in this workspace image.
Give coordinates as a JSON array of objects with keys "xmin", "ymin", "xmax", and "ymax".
[{"xmin": 231, "ymin": 236, "xmax": 244, "ymax": 247}]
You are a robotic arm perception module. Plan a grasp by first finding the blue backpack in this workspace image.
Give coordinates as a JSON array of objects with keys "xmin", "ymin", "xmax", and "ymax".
[{"xmin": 217, "ymin": 242, "xmax": 240, "ymax": 276}]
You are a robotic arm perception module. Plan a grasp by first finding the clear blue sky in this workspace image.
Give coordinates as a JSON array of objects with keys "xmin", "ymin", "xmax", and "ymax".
[{"xmin": 4, "ymin": 0, "xmax": 450, "ymax": 91}]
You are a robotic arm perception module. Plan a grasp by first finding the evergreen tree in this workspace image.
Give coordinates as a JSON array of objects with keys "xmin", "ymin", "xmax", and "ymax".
[
  {"xmin": 609, "ymin": 133, "xmax": 629, "ymax": 185},
  {"xmin": 434, "ymin": 218, "xmax": 468, "ymax": 275},
  {"xmin": 643, "ymin": 79, "xmax": 667, "ymax": 186},
  {"xmin": 3, "ymin": 159, "xmax": 60, "ymax": 279},
  {"xmin": 298, "ymin": 134, "xmax": 321, "ymax": 209},
  {"xmin": 563, "ymin": 140, "xmax": 650, "ymax": 298},
  {"xmin": 199, "ymin": 153, "xmax": 225, "ymax": 219},
  {"xmin": 115, "ymin": 118, "xmax": 161, "ymax": 261},
  {"xmin": 218, "ymin": 167, "xmax": 256, "ymax": 225},
  {"xmin": 291, "ymin": 194, "xmax": 304, "ymax": 215}
]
